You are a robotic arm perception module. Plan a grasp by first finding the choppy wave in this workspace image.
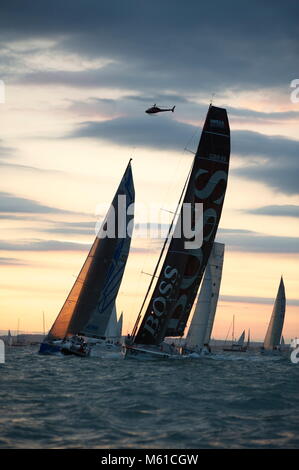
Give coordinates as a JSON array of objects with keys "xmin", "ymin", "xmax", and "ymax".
[{"xmin": 0, "ymin": 346, "xmax": 298, "ymax": 449}]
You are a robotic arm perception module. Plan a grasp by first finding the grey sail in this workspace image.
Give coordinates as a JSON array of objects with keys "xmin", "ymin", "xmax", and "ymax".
[
  {"xmin": 7, "ymin": 330, "xmax": 12, "ymax": 347},
  {"xmin": 186, "ymin": 242, "xmax": 224, "ymax": 350},
  {"xmin": 246, "ymin": 329, "xmax": 250, "ymax": 349},
  {"xmin": 236, "ymin": 330, "xmax": 245, "ymax": 347},
  {"xmin": 263, "ymin": 277, "xmax": 286, "ymax": 350},
  {"xmin": 44, "ymin": 161, "xmax": 134, "ymax": 342}
]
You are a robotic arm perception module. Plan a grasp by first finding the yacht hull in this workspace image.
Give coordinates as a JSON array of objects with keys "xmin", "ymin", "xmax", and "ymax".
[
  {"xmin": 38, "ymin": 341, "xmax": 62, "ymax": 355},
  {"xmin": 123, "ymin": 344, "xmax": 179, "ymax": 360}
]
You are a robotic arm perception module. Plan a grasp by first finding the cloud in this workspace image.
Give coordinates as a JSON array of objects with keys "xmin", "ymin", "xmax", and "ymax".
[
  {"xmin": 68, "ymin": 115, "xmax": 192, "ymax": 151},
  {"xmin": 66, "ymin": 96, "xmax": 299, "ymax": 123},
  {"xmin": 246, "ymin": 205, "xmax": 299, "ymax": 218},
  {"xmin": 227, "ymin": 107, "xmax": 299, "ymax": 122},
  {"xmin": 67, "ymin": 115, "xmax": 299, "ymax": 195},
  {"xmin": 0, "ymin": 191, "xmax": 72, "ymax": 214},
  {"xmin": 0, "ymin": 141, "xmax": 15, "ymax": 160},
  {"xmin": 0, "ymin": 191, "xmax": 91, "ymax": 218},
  {"xmin": 0, "ymin": 239, "xmax": 88, "ymax": 252},
  {"xmin": 232, "ymin": 130, "xmax": 299, "ymax": 160},
  {"xmin": 1, "ymin": 1, "xmax": 298, "ymax": 94},
  {"xmin": 46, "ymin": 221, "xmax": 96, "ymax": 235},
  {"xmin": 0, "ymin": 214, "xmax": 35, "ymax": 220},
  {"xmin": 216, "ymin": 229, "xmax": 299, "ymax": 253},
  {"xmin": 0, "ymin": 256, "xmax": 28, "ymax": 266},
  {"xmin": 220, "ymin": 294, "xmax": 299, "ymax": 307}
]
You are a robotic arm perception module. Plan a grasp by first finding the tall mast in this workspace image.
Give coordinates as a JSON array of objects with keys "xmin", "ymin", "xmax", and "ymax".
[{"xmin": 232, "ymin": 315, "xmax": 235, "ymax": 344}]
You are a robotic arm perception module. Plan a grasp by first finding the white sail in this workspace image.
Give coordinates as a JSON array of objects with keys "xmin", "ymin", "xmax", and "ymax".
[
  {"xmin": 263, "ymin": 277, "xmax": 286, "ymax": 350},
  {"xmin": 236, "ymin": 330, "xmax": 245, "ymax": 346},
  {"xmin": 105, "ymin": 305, "xmax": 118, "ymax": 338},
  {"xmin": 204, "ymin": 243, "xmax": 225, "ymax": 345},
  {"xmin": 117, "ymin": 312, "xmax": 123, "ymax": 339},
  {"xmin": 186, "ymin": 242, "xmax": 225, "ymax": 350}
]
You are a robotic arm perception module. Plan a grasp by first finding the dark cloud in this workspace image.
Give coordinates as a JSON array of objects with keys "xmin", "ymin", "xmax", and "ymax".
[
  {"xmin": 0, "ymin": 141, "xmax": 15, "ymax": 160},
  {"xmin": 216, "ymin": 230, "xmax": 299, "ymax": 253},
  {"xmin": 232, "ymin": 130, "xmax": 299, "ymax": 160},
  {"xmin": 0, "ymin": 256, "xmax": 28, "ymax": 266},
  {"xmin": 232, "ymin": 130, "xmax": 299, "ymax": 195},
  {"xmin": 226, "ymin": 107, "xmax": 299, "ymax": 122},
  {"xmin": 0, "ymin": 239, "xmax": 88, "ymax": 251},
  {"xmin": 0, "ymin": 159, "xmax": 67, "ymax": 177},
  {"xmin": 67, "ymin": 96, "xmax": 299, "ymax": 122},
  {"xmin": 218, "ymin": 228, "xmax": 253, "ymax": 234},
  {"xmin": 46, "ymin": 221, "xmax": 95, "ymax": 235},
  {"xmin": 246, "ymin": 205, "xmax": 299, "ymax": 218},
  {"xmin": 0, "ymin": 191, "xmax": 71, "ymax": 214},
  {"xmin": 0, "ymin": 214, "xmax": 33, "ymax": 220},
  {"xmin": 1, "ymin": 1, "xmax": 298, "ymax": 93},
  {"xmin": 220, "ymin": 294, "xmax": 299, "ymax": 307},
  {"xmin": 0, "ymin": 237, "xmax": 158, "ymax": 254},
  {"xmin": 69, "ymin": 115, "xmax": 192, "ymax": 151},
  {"xmin": 67, "ymin": 115, "xmax": 299, "ymax": 194}
]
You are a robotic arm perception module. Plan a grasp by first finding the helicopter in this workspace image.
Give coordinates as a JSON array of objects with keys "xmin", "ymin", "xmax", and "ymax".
[{"xmin": 145, "ymin": 104, "xmax": 176, "ymax": 114}]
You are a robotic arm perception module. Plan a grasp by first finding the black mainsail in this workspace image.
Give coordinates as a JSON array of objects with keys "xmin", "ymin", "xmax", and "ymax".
[
  {"xmin": 43, "ymin": 160, "xmax": 134, "ymax": 343},
  {"xmin": 133, "ymin": 105, "xmax": 230, "ymax": 346}
]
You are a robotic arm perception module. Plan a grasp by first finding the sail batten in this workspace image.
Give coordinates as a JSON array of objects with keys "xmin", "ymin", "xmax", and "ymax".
[{"xmin": 134, "ymin": 106, "xmax": 230, "ymax": 346}]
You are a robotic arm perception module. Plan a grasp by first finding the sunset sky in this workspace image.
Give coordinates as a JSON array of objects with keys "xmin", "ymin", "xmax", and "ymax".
[{"xmin": 0, "ymin": 1, "xmax": 298, "ymax": 342}]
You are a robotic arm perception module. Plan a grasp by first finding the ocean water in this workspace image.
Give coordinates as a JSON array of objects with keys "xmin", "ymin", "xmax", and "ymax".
[{"xmin": 0, "ymin": 346, "xmax": 298, "ymax": 449}]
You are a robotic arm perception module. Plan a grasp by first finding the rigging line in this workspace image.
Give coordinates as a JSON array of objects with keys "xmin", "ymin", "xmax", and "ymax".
[
  {"xmin": 131, "ymin": 156, "xmax": 195, "ymax": 339},
  {"xmin": 159, "ymin": 123, "xmax": 199, "ymax": 218}
]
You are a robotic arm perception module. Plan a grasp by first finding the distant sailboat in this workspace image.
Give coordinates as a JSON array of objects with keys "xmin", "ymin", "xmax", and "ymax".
[
  {"xmin": 123, "ymin": 105, "xmax": 230, "ymax": 360},
  {"xmin": 39, "ymin": 160, "xmax": 135, "ymax": 356},
  {"xmin": 279, "ymin": 335, "xmax": 288, "ymax": 351},
  {"xmin": 183, "ymin": 242, "xmax": 225, "ymax": 355},
  {"xmin": 262, "ymin": 277, "xmax": 286, "ymax": 352},
  {"xmin": 13, "ymin": 319, "xmax": 25, "ymax": 346},
  {"xmin": 246, "ymin": 328, "xmax": 250, "ymax": 350},
  {"xmin": 223, "ymin": 316, "xmax": 249, "ymax": 352},
  {"xmin": 7, "ymin": 330, "xmax": 12, "ymax": 347}
]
